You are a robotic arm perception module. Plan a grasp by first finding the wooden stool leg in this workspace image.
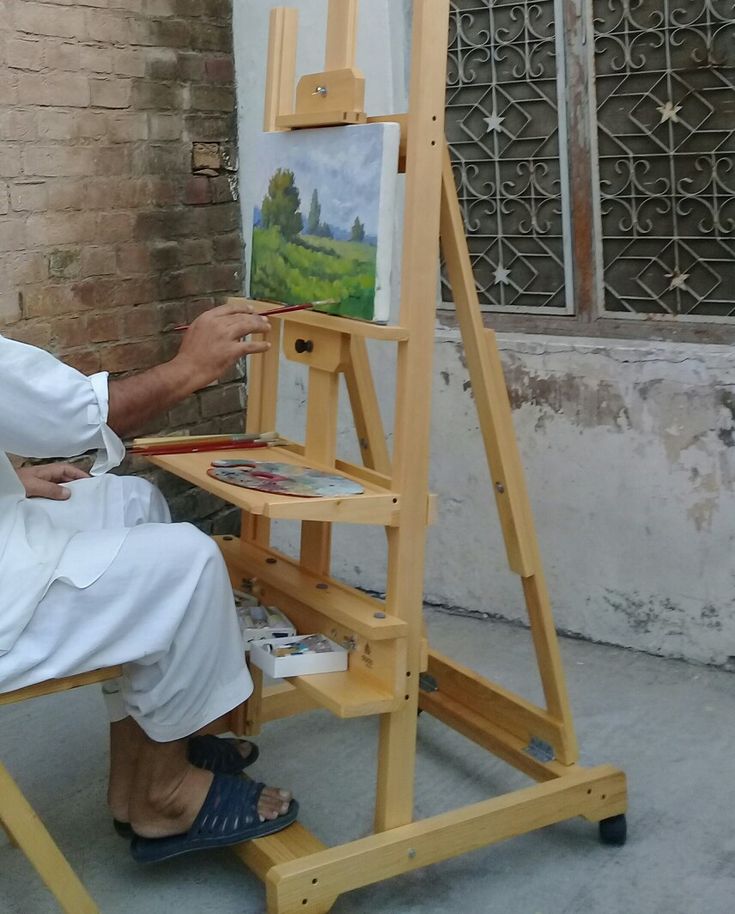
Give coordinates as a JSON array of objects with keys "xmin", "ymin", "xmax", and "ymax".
[{"xmin": 0, "ymin": 763, "xmax": 100, "ymax": 914}]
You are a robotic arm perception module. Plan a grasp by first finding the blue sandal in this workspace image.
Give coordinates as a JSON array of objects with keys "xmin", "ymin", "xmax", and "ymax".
[
  {"xmin": 187, "ymin": 734, "xmax": 259, "ymax": 774},
  {"xmin": 130, "ymin": 773, "xmax": 298, "ymax": 863},
  {"xmin": 113, "ymin": 735, "xmax": 259, "ymax": 838}
]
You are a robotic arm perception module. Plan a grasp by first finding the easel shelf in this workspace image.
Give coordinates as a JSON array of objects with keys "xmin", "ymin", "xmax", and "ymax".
[
  {"xmin": 216, "ymin": 536, "xmax": 406, "ymax": 643},
  {"xmin": 147, "ymin": 447, "xmax": 401, "ymax": 525}
]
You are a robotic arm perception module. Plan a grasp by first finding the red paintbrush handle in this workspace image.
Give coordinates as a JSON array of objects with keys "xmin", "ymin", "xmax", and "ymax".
[{"xmin": 130, "ymin": 441, "xmax": 270, "ymax": 457}]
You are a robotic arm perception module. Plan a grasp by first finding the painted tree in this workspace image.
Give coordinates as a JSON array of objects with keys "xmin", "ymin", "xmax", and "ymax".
[
  {"xmin": 260, "ymin": 169, "xmax": 303, "ymax": 241},
  {"xmin": 306, "ymin": 189, "xmax": 321, "ymax": 235},
  {"xmin": 350, "ymin": 216, "xmax": 366, "ymax": 243}
]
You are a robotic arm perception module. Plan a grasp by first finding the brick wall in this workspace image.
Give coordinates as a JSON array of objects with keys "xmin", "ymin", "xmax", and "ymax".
[{"xmin": 0, "ymin": 0, "xmax": 246, "ymax": 532}]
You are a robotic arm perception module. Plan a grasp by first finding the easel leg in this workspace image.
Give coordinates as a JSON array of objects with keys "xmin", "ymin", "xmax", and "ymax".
[{"xmin": 439, "ymin": 146, "xmax": 579, "ymax": 764}]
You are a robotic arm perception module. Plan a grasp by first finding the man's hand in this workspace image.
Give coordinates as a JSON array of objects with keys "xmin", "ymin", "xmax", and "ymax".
[
  {"xmin": 173, "ymin": 303, "xmax": 272, "ymax": 393},
  {"xmin": 16, "ymin": 463, "xmax": 90, "ymax": 501},
  {"xmin": 107, "ymin": 302, "xmax": 272, "ymax": 438}
]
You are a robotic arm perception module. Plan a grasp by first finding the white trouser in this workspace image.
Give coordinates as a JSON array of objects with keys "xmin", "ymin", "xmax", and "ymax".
[{"xmin": 0, "ymin": 475, "xmax": 252, "ymax": 742}]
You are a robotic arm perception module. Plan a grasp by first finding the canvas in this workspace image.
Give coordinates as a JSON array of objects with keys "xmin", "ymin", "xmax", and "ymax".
[{"xmin": 248, "ymin": 122, "xmax": 400, "ymax": 323}]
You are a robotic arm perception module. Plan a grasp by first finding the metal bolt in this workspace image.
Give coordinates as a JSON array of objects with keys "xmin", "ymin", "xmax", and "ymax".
[
  {"xmin": 407, "ymin": 848, "xmax": 417, "ymax": 860},
  {"xmin": 316, "ymin": 583, "xmax": 328, "ymax": 590},
  {"xmin": 374, "ymin": 611, "xmax": 386, "ymax": 619},
  {"xmin": 266, "ymin": 557, "xmax": 277, "ymax": 565},
  {"xmin": 495, "ymin": 482, "xmax": 505, "ymax": 494},
  {"xmin": 313, "ymin": 85, "xmax": 328, "ymax": 97}
]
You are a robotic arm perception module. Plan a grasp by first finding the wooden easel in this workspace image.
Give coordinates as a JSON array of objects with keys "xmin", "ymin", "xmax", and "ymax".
[{"xmin": 149, "ymin": 2, "xmax": 627, "ymax": 910}]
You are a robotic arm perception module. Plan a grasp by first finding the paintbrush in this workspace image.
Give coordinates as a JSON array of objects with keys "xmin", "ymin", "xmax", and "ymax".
[
  {"xmin": 129, "ymin": 440, "xmax": 289, "ymax": 457},
  {"xmin": 130, "ymin": 431, "xmax": 279, "ymax": 447},
  {"xmin": 172, "ymin": 300, "xmax": 337, "ymax": 332},
  {"xmin": 127, "ymin": 431, "xmax": 287, "ymax": 456}
]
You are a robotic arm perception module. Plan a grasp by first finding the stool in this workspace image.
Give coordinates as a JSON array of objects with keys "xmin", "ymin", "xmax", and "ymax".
[{"xmin": 0, "ymin": 666, "xmax": 122, "ymax": 914}]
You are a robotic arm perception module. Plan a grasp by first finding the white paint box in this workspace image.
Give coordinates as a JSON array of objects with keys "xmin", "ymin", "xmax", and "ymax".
[{"xmin": 249, "ymin": 634, "xmax": 348, "ymax": 678}]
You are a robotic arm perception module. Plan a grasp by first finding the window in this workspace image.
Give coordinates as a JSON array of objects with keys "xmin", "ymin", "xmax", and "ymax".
[{"xmin": 443, "ymin": 0, "xmax": 735, "ymax": 341}]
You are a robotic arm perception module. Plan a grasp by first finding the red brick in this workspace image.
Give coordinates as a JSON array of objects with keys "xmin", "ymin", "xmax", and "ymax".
[
  {"xmin": 204, "ymin": 56, "xmax": 234, "ymax": 83},
  {"xmin": 80, "ymin": 46, "xmax": 113, "ymax": 74},
  {"xmin": 101, "ymin": 339, "xmax": 161, "ymax": 372},
  {"xmin": 94, "ymin": 212, "xmax": 134, "ymax": 243},
  {"xmin": 0, "ymin": 292, "xmax": 21, "ymax": 324},
  {"xmin": 184, "ymin": 175, "xmax": 212, "ymax": 205},
  {"xmin": 23, "ymin": 284, "xmax": 79, "ymax": 318},
  {"xmin": 62, "ymin": 349, "xmax": 102, "ymax": 374},
  {"xmin": 0, "ymin": 110, "xmax": 38, "ymax": 142},
  {"xmin": 86, "ymin": 312, "xmax": 121, "ymax": 343},
  {"xmin": 15, "ymin": 3, "xmax": 86, "ymax": 40},
  {"xmin": 44, "ymin": 42, "xmax": 81, "ymax": 72},
  {"xmin": 0, "ymin": 146, "xmax": 21, "ymax": 178},
  {"xmin": 6, "ymin": 319, "xmax": 52, "ymax": 348},
  {"xmin": 23, "ymin": 146, "xmax": 96, "ymax": 177},
  {"xmin": 0, "ymin": 220, "xmax": 27, "ymax": 252},
  {"xmin": 10, "ymin": 181, "xmax": 48, "ymax": 212},
  {"xmin": 26, "ymin": 212, "xmax": 97, "ymax": 246},
  {"xmin": 81, "ymin": 246, "xmax": 117, "ymax": 277},
  {"xmin": 6, "ymin": 38, "xmax": 44, "ymax": 71},
  {"xmin": 17, "ymin": 72, "xmax": 90, "ymax": 108},
  {"xmin": 53, "ymin": 315, "xmax": 90, "ymax": 348},
  {"xmin": 122, "ymin": 305, "xmax": 160, "ymax": 337},
  {"xmin": 90, "ymin": 78, "xmax": 132, "ymax": 109}
]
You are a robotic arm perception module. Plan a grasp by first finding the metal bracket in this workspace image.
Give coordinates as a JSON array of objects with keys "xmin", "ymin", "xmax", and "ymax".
[
  {"xmin": 525, "ymin": 737, "xmax": 556, "ymax": 763},
  {"xmin": 419, "ymin": 673, "xmax": 439, "ymax": 693}
]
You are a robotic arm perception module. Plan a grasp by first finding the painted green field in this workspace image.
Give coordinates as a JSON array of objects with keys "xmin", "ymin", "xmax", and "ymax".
[{"xmin": 250, "ymin": 227, "xmax": 378, "ymax": 320}]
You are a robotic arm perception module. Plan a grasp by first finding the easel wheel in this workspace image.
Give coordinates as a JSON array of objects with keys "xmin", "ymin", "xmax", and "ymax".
[{"xmin": 598, "ymin": 813, "xmax": 628, "ymax": 846}]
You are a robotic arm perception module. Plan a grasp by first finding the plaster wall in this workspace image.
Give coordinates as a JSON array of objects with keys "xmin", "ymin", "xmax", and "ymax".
[{"xmin": 233, "ymin": 0, "xmax": 735, "ymax": 668}]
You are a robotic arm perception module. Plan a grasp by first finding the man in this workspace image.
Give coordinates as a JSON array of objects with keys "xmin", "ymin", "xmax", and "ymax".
[{"xmin": 0, "ymin": 303, "xmax": 297, "ymax": 863}]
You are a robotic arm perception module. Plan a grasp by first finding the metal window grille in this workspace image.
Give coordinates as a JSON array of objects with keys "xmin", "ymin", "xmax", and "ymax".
[
  {"xmin": 444, "ymin": 0, "xmax": 574, "ymax": 314},
  {"xmin": 593, "ymin": 0, "xmax": 735, "ymax": 320},
  {"xmin": 444, "ymin": 0, "xmax": 735, "ymax": 323}
]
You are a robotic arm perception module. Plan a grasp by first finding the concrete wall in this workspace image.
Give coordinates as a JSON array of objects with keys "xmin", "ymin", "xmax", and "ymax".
[{"xmin": 233, "ymin": 0, "xmax": 735, "ymax": 669}]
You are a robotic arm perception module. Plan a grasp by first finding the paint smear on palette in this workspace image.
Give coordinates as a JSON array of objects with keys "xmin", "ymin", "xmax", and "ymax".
[{"xmin": 208, "ymin": 463, "xmax": 364, "ymax": 498}]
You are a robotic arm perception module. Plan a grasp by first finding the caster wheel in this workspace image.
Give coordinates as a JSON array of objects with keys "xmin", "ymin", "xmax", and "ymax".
[{"xmin": 599, "ymin": 814, "xmax": 627, "ymax": 846}]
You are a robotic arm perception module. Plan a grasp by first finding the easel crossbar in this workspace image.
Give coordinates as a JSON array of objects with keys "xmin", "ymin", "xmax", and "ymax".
[{"xmin": 264, "ymin": 767, "xmax": 627, "ymax": 913}]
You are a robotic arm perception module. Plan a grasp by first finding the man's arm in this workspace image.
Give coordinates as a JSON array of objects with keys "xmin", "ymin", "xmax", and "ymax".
[{"xmin": 107, "ymin": 303, "xmax": 271, "ymax": 437}]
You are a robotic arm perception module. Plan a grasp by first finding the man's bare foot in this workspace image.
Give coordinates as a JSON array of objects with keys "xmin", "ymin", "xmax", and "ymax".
[
  {"xmin": 128, "ymin": 736, "xmax": 292, "ymax": 839},
  {"xmin": 108, "ymin": 721, "xmax": 260, "ymax": 825}
]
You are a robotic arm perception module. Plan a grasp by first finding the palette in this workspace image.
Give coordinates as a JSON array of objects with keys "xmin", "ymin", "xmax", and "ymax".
[{"xmin": 207, "ymin": 461, "xmax": 365, "ymax": 498}]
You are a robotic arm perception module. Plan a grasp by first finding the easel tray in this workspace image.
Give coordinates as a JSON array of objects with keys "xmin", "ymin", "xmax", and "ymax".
[{"xmin": 147, "ymin": 445, "xmax": 401, "ymax": 525}]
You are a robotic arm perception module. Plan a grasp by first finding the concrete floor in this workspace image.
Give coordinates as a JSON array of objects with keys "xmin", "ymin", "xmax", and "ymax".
[{"xmin": 2, "ymin": 608, "xmax": 733, "ymax": 914}]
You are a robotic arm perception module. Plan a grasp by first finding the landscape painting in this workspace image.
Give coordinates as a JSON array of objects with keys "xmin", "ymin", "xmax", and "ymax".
[{"xmin": 249, "ymin": 123, "xmax": 400, "ymax": 323}]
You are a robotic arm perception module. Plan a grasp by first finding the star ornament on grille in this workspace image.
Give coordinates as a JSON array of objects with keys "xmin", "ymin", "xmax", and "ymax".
[
  {"xmin": 483, "ymin": 111, "xmax": 505, "ymax": 134},
  {"xmin": 665, "ymin": 270, "xmax": 690, "ymax": 291},
  {"xmin": 494, "ymin": 266, "xmax": 511, "ymax": 285},
  {"xmin": 657, "ymin": 100, "xmax": 682, "ymax": 124}
]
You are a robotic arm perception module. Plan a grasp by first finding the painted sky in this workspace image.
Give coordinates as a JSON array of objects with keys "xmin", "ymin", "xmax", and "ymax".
[{"xmin": 252, "ymin": 124, "xmax": 393, "ymax": 237}]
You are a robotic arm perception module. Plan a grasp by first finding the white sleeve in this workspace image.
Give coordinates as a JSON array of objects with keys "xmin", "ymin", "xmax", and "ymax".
[{"xmin": 0, "ymin": 335, "xmax": 125, "ymax": 474}]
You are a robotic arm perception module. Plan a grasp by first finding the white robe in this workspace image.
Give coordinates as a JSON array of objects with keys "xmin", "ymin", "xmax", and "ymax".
[
  {"xmin": 0, "ymin": 333, "xmax": 125, "ymax": 654},
  {"xmin": 0, "ymin": 336, "xmax": 252, "ymax": 740}
]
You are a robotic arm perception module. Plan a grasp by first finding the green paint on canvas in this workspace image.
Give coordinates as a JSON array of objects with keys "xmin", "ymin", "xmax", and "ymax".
[{"xmin": 251, "ymin": 226, "xmax": 378, "ymax": 321}]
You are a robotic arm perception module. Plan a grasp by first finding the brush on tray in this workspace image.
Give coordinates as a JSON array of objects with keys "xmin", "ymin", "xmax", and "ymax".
[{"xmin": 127, "ymin": 431, "xmax": 288, "ymax": 456}]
